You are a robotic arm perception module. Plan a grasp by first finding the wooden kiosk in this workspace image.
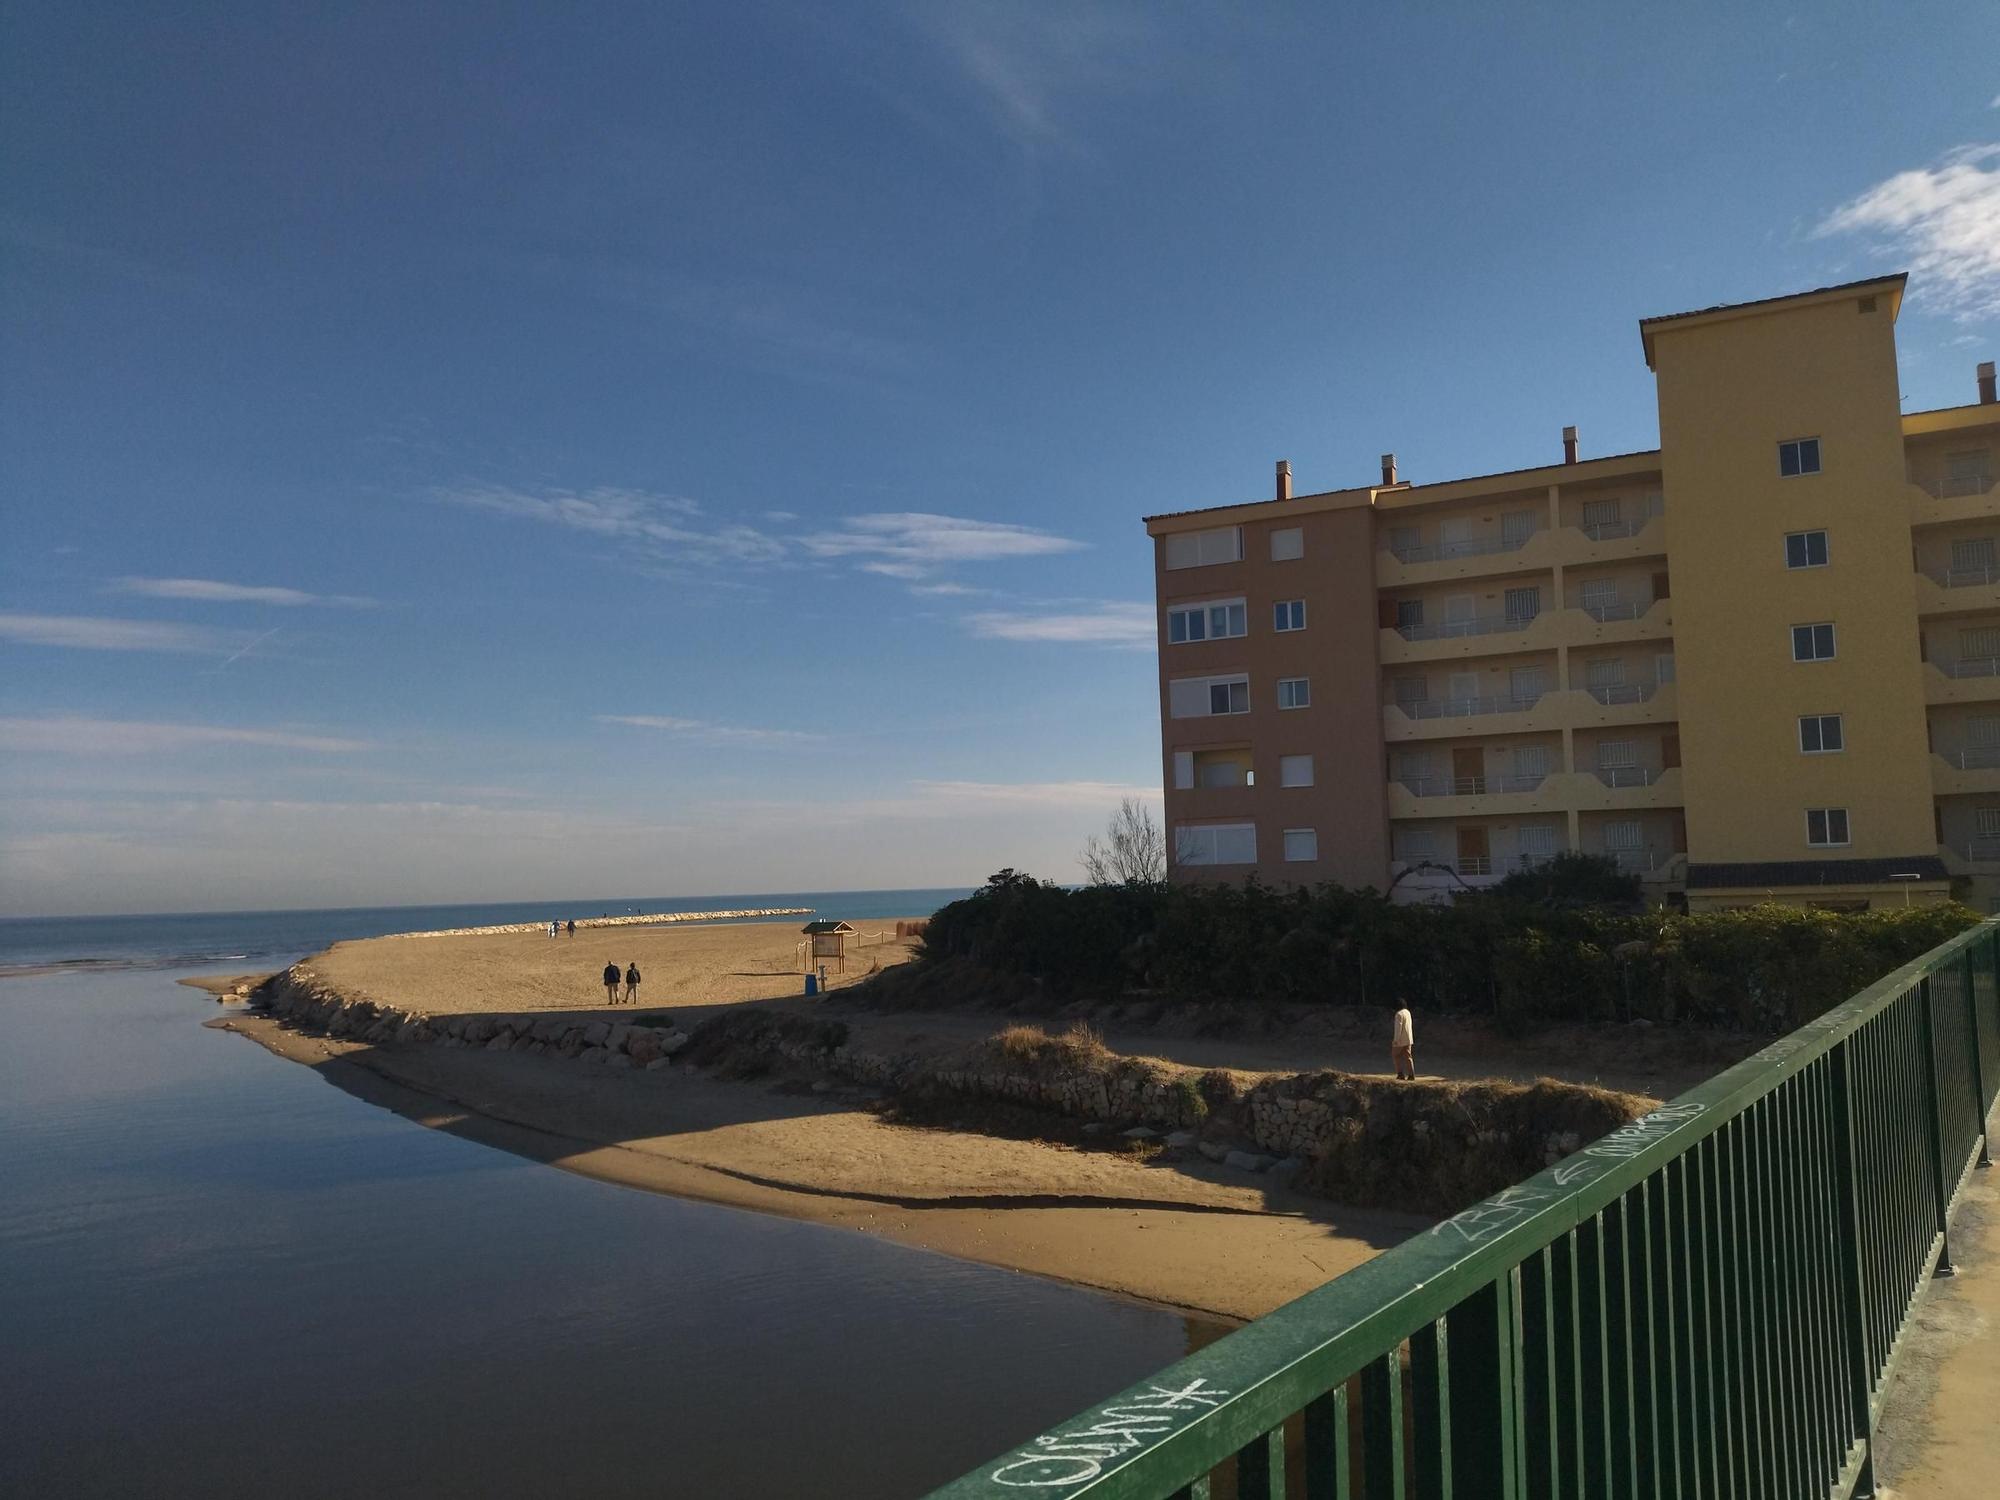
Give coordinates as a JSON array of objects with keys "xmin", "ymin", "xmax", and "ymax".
[{"xmin": 801, "ymin": 919, "xmax": 855, "ymax": 973}]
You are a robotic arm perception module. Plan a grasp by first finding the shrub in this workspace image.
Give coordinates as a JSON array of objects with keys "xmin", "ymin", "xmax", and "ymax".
[{"xmin": 916, "ymin": 871, "xmax": 1981, "ymax": 1034}]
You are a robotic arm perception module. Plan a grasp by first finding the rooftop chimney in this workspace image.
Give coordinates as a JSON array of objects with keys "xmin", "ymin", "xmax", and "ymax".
[
  {"xmin": 1380, "ymin": 452, "xmax": 1398, "ymax": 487},
  {"xmin": 1562, "ymin": 425, "xmax": 1579, "ymax": 465},
  {"xmin": 1981, "ymin": 361, "xmax": 1997, "ymax": 405},
  {"xmin": 1276, "ymin": 460, "xmax": 1292, "ymax": 501}
]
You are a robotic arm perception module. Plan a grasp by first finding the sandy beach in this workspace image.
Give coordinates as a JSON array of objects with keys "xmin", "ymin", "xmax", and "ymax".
[{"xmin": 203, "ymin": 917, "xmax": 1442, "ymax": 1320}]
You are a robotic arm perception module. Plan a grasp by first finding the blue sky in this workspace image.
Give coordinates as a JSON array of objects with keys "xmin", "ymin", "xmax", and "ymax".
[{"xmin": 3, "ymin": 2, "xmax": 1998, "ymax": 916}]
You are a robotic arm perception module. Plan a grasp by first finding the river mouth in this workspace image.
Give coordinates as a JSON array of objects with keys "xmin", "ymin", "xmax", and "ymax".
[{"xmin": 0, "ymin": 969, "xmax": 1213, "ymax": 1498}]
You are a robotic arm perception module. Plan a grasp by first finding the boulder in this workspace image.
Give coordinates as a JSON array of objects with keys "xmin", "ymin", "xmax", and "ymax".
[
  {"xmin": 1266, "ymin": 1157, "xmax": 1308, "ymax": 1188},
  {"xmin": 579, "ymin": 1046, "xmax": 609, "ymax": 1065},
  {"xmin": 645, "ymin": 1057, "xmax": 673, "ymax": 1072},
  {"xmin": 626, "ymin": 1032, "xmax": 662, "ymax": 1066},
  {"xmin": 486, "ymin": 1036, "xmax": 512, "ymax": 1052},
  {"xmin": 1164, "ymin": 1130, "xmax": 1197, "ymax": 1149},
  {"xmin": 1121, "ymin": 1125, "xmax": 1159, "ymax": 1141},
  {"xmin": 1225, "ymin": 1150, "xmax": 1277, "ymax": 1173},
  {"xmin": 606, "ymin": 1024, "xmax": 635, "ymax": 1052},
  {"xmin": 657, "ymin": 1031, "xmax": 691, "ymax": 1057},
  {"xmin": 583, "ymin": 1021, "xmax": 610, "ymax": 1046},
  {"xmin": 1197, "ymin": 1141, "xmax": 1230, "ymax": 1163}
]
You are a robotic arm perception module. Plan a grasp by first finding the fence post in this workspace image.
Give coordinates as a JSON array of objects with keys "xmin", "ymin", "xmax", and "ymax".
[
  {"xmin": 1964, "ymin": 948, "xmax": 1992, "ymax": 1168},
  {"xmin": 1828, "ymin": 1039, "xmax": 1878, "ymax": 1497},
  {"xmin": 1916, "ymin": 978, "xmax": 1957, "ymax": 1276}
]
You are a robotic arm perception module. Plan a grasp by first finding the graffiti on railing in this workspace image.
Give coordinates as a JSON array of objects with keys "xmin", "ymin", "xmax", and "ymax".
[
  {"xmin": 1552, "ymin": 1101, "xmax": 1706, "ymax": 1186},
  {"xmin": 989, "ymin": 1379, "xmax": 1233, "ymax": 1488},
  {"xmin": 1434, "ymin": 1182, "xmax": 1558, "ymax": 1242}
]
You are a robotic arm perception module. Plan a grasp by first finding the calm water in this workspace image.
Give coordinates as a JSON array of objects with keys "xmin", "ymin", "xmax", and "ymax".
[
  {"xmin": 0, "ymin": 888, "xmax": 974, "ymax": 977},
  {"xmin": 0, "ymin": 909, "xmax": 1205, "ymax": 1498}
]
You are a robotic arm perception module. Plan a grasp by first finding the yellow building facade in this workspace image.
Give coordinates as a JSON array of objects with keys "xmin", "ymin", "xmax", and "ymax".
[{"xmin": 1147, "ymin": 275, "xmax": 2000, "ymax": 910}]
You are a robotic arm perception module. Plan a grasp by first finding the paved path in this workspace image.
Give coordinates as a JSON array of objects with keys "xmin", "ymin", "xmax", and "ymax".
[{"xmin": 1875, "ymin": 1166, "xmax": 2000, "ymax": 1497}]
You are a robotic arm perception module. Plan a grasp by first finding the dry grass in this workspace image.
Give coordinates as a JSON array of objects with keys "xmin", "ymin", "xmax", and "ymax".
[{"xmin": 988, "ymin": 1020, "xmax": 1109, "ymax": 1070}]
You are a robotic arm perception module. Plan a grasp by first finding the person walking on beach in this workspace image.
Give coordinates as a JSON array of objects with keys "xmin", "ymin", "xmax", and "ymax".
[
  {"xmin": 623, "ymin": 961, "xmax": 641, "ymax": 1006},
  {"xmin": 602, "ymin": 961, "xmax": 622, "ymax": 1005},
  {"xmin": 1391, "ymin": 1003, "xmax": 1416, "ymax": 1080},
  {"xmin": 565, "ymin": 919, "xmax": 575, "ymax": 937}
]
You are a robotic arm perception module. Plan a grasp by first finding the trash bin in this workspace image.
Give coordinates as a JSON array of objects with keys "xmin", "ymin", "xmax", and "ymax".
[{"xmin": 804, "ymin": 973, "xmax": 818, "ymax": 997}]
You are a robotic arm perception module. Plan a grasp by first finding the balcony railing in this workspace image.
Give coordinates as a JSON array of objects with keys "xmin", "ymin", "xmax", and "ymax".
[
  {"xmin": 1964, "ymin": 836, "xmax": 2000, "ymax": 862},
  {"xmin": 1920, "ymin": 562, "xmax": 2000, "ymax": 589},
  {"xmin": 1398, "ymin": 772, "xmax": 1551, "ymax": 797},
  {"xmin": 1456, "ymin": 855, "xmax": 1493, "ymax": 876},
  {"xmin": 1595, "ymin": 765, "xmax": 1663, "ymax": 787},
  {"xmin": 1395, "ymin": 609, "xmax": 1541, "ymax": 642},
  {"xmin": 1574, "ymin": 494, "xmax": 1665, "ymax": 541},
  {"xmin": 1940, "ymin": 745, "xmax": 2000, "ymax": 770},
  {"xmin": 1913, "ymin": 472, "xmax": 1998, "ymax": 500},
  {"xmin": 1385, "ymin": 530, "xmax": 1538, "ymax": 565},
  {"xmin": 1579, "ymin": 682, "xmax": 1659, "ymax": 707},
  {"xmin": 1566, "ymin": 589, "xmax": 1659, "ymax": 623},
  {"xmin": 1510, "ymin": 849, "xmax": 1566, "ymax": 870},
  {"xmin": 1933, "ymin": 656, "xmax": 2000, "ymax": 679},
  {"xmin": 1395, "ymin": 692, "xmax": 1543, "ymax": 720},
  {"xmin": 1605, "ymin": 847, "xmax": 1659, "ymax": 872}
]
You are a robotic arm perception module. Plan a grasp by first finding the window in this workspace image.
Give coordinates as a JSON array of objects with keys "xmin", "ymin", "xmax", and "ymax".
[
  {"xmin": 1950, "ymin": 537, "xmax": 1997, "ymax": 582},
  {"xmin": 1779, "ymin": 438, "xmax": 1822, "ymax": 477},
  {"xmin": 1270, "ymin": 526, "xmax": 1304, "ymax": 561},
  {"xmin": 1960, "ymin": 626, "xmax": 2000, "ymax": 661},
  {"xmin": 1947, "ymin": 450, "xmax": 1993, "ymax": 488},
  {"xmin": 1388, "ymin": 524, "xmax": 1421, "ymax": 557},
  {"xmin": 1605, "ymin": 820, "xmax": 1644, "ymax": 850},
  {"xmin": 1581, "ymin": 498, "xmax": 1622, "ymax": 530},
  {"xmin": 1586, "ymin": 658, "xmax": 1626, "ymax": 690},
  {"xmin": 1395, "ymin": 599, "xmax": 1424, "ymax": 630},
  {"xmin": 1509, "ymin": 665, "xmax": 1546, "ymax": 703},
  {"xmin": 1514, "ymin": 744, "xmax": 1550, "ymax": 779},
  {"xmin": 1392, "ymin": 676, "xmax": 1426, "ymax": 706},
  {"xmin": 1971, "ymin": 715, "xmax": 2000, "ymax": 748},
  {"xmin": 1792, "ymin": 623, "xmax": 1837, "ymax": 662},
  {"xmin": 1273, "ymin": 600, "xmax": 1306, "ymax": 632},
  {"xmin": 1168, "ymin": 675, "xmax": 1249, "ymax": 718},
  {"xmin": 1579, "ymin": 577, "xmax": 1620, "ymax": 613},
  {"xmin": 1392, "ymin": 828, "xmax": 1438, "ymax": 862},
  {"xmin": 1503, "ymin": 586, "xmax": 1541, "ymax": 622},
  {"xmin": 1597, "ymin": 740, "xmax": 1637, "ymax": 769},
  {"xmin": 1655, "ymin": 653, "xmax": 1677, "ymax": 684},
  {"xmin": 1282, "ymin": 829, "xmax": 1318, "ymax": 863},
  {"xmin": 1167, "ymin": 598, "xmax": 1247, "ymax": 644},
  {"xmin": 1176, "ymin": 823, "xmax": 1256, "ymax": 865},
  {"xmin": 1976, "ymin": 808, "xmax": 2000, "ymax": 838},
  {"xmin": 1799, "ymin": 714, "xmax": 1844, "ymax": 753},
  {"xmin": 1806, "ymin": 808, "xmax": 1850, "ymax": 846},
  {"xmin": 1277, "ymin": 677, "xmax": 1310, "ymax": 710},
  {"xmin": 1445, "ymin": 594, "xmax": 1476, "ymax": 626},
  {"xmin": 1501, "ymin": 510, "xmax": 1537, "ymax": 546},
  {"xmin": 1164, "ymin": 525, "xmax": 1243, "ymax": 570},
  {"xmin": 1785, "ymin": 530, "xmax": 1829, "ymax": 569},
  {"xmin": 1279, "ymin": 754, "xmax": 1314, "ymax": 788},
  {"xmin": 1171, "ymin": 751, "xmax": 1193, "ymax": 790},
  {"xmin": 1393, "ymin": 750, "xmax": 1435, "ymax": 781},
  {"xmin": 1518, "ymin": 823, "xmax": 1557, "ymax": 856}
]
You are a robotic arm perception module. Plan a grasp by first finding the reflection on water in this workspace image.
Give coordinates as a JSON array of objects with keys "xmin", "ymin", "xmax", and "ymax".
[{"xmin": 0, "ymin": 972, "xmax": 1208, "ymax": 1498}]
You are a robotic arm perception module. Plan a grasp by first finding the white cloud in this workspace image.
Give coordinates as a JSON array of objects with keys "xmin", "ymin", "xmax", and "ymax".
[
  {"xmin": 803, "ymin": 512, "xmax": 1083, "ymax": 575},
  {"xmin": 966, "ymin": 600, "xmax": 1154, "ymax": 646},
  {"xmin": 0, "ymin": 716, "xmax": 372, "ymax": 755},
  {"xmin": 112, "ymin": 577, "xmax": 377, "ymax": 608},
  {"xmin": 439, "ymin": 485, "xmax": 787, "ymax": 565},
  {"xmin": 908, "ymin": 581, "xmax": 992, "ymax": 597},
  {"xmin": 1815, "ymin": 144, "xmax": 2000, "ymax": 321},
  {"xmin": 0, "ymin": 613, "xmax": 238, "ymax": 653},
  {"xmin": 594, "ymin": 714, "xmax": 823, "ymax": 746}
]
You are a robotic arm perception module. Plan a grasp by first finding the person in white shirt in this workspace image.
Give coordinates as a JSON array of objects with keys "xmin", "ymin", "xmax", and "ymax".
[{"xmin": 1392, "ymin": 1005, "xmax": 1415, "ymax": 1080}]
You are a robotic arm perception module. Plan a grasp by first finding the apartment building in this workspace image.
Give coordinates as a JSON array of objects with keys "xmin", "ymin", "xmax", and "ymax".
[{"xmin": 1148, "ymin": 274, "xmax": 2000, "ymax": 910}]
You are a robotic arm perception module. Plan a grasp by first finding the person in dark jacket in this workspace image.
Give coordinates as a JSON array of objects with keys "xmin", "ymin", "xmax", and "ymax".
[
  {"xmin": 623, "ymin": 962, "xmax": 641, "ymax": 1006},
  {"xmin": 602, "ymin": 961, "xmax": 621, "ymax": 1005}
]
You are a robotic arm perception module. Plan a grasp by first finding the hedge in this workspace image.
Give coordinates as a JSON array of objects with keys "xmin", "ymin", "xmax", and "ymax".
[{"xmin": 921, "ymin": 870, "xmax": 1983, "ymax": 1033}]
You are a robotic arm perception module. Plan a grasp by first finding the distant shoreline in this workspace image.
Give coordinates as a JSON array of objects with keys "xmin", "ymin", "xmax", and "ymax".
[{"xmin": 378, "ymin": 907, "xmax": 814, "ymax": 940}]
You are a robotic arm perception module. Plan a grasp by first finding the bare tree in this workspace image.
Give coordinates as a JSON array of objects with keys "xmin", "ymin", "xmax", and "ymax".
[{"xmin": 1080, "ymin": 797, "xmax": 1166, "ymax": 885}]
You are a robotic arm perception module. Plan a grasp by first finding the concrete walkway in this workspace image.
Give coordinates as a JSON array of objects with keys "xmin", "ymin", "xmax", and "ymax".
[{"xmin": 1874, "ymin": 1169, "xmax": 2000, "ymax": 1497}]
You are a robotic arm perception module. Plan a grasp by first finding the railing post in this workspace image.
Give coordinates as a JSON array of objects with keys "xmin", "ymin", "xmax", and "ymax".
[
  {"xmin": 1829, "ymin": 1038, "xmax": 1878, "ymax": 1498},
  {"xmin": 1916, "ymin": 978, "xmax": 1957, "ymax": 1276},
  {"xmin": 1963, "ymin": 947, "xmax": 1992, "ymax": 1168}
]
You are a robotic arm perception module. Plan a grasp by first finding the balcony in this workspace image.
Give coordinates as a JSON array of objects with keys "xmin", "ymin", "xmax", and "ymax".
[
  {"xmin": 1394, "ymin": 610, "xmax": 1542, "ymax": 644},
  {"xmin": 1914, "ymin": 561, "xmax": 2000, "ymax": 616},
  {"xmin": 1925, "ymin": 657, "xmax": 2000, "ymax": 705},
  {"xmin": 1374, "ymin": 523, "xmax": 1553, "ymax": 589},
  {"xmin": 1594, "ymin": 765, "xmax": 1662, "ymax": 787},
  {"xmin": 1576, "ymin": 496, "xmax": 1665, "ymax": 542},
  {"xmin": 1388, "ymin": 531, "xmax": 1537, "ymax": 567},
  {"xmin": 1932, "ymin": 745, "xmax": 2000, "ymax": 796},
  {"xmin": 1562, "ymin": 588, "xmax": 1672, "ymax": 645},
  {"xmin": 1395, "ymin": 692, "xmax": 1544, "ymax": 722},
  {"xmin": 1397, "ymin": 773, "xmax": 1551, "ymax": 797},
  {"xmin": 1385, "ymin": 771, "xmax": 1560, "ymax": 820},
  {"xmin": 1385, "ymin": 681, "xmax": 1678, "ymax": 741},
  {"xmin": 1908, "ymin": 473, "xmax": 2000, "ymax": 530},
  {"xmin": 1941, "ymin": 837, "xmax": 2000, "ymax": 877}
]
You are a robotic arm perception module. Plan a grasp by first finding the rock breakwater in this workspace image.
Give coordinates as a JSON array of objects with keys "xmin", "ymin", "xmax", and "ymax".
[{"xmin": 381, "ymin": 907, "xmax": 812, "ymax": 940}]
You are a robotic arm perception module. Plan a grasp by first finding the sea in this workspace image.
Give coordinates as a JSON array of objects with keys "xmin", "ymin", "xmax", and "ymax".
[{"xmin": 0, "ymin": 888, "xmax": 1214, "ymax": 1498}]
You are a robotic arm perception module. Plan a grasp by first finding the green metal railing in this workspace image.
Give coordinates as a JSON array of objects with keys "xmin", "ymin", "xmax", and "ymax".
[{"xmin": 929, "ymin": 919, "xmax": 2000, "ymax": 1500}]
